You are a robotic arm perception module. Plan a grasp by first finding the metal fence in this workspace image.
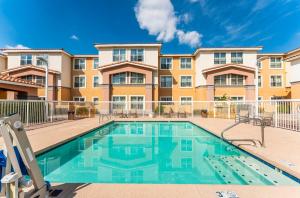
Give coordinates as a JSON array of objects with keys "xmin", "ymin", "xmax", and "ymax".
[
  {"xmin": 0, "ymin": 100, "xmax": 94, "ymax": 126},
  {"xmin": 1, "ymin": 99, "xmax": 300, "ymax": 131}
]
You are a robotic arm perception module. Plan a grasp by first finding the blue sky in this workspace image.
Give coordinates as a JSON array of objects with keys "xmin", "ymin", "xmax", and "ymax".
[{"xmin": 0, "ymin": 0, "xmax": 300, "ymax": 54}]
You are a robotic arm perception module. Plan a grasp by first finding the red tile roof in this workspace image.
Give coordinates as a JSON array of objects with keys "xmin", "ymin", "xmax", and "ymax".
[{"xmin": 0, "ymin": 74, "xmax": 41, "ymax": 87}]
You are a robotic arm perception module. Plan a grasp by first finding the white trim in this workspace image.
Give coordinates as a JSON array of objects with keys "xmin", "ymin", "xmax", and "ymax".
[
  {"xmin": 73, "ymin": 75, "xmax": 86, "ymax": 88},
  {"xmin": 159, "ymin": 96, "xmax": 173, "ymax": 101},
  {"xmin": 95, "ymin": 43, "xmax": 162, "ymax": 48},
  {"xmin": 92, "ymin": 75, "xmax": 100, "ymax": 88},
  {"xmin": 73, "ymin": 96, "xmax": 86, "ymax": 102},
  {"xmin": 129, "ymin": 95, "xmax": 145, "ymax": 110},
  {"xmin": 130, "ymin": 48, "xmax": 145, "ymax": 63},
  {"xmin": 73, "ymin": 58, "xmax": 86, "ymax": 70},
  {"xmin": 160, "ymin": 57, "xmax": 173, "ymax": 70},
  {"xmin": 92, "ymin": 96, "xmax": 99, "ymax": 104},
  {"xmin": 180, "ymin": 75, "xmax": 193, "ymax": 88},
  {"xmin": 92, "ymin": 58, "xmax": 99, "ymax": 70},
  {"xmin": 112, "ymin": 95, "xmax": 127, "ymax": 110},
  {"xmin": 179, "ymin": 57, "xmax": 192, "ymax": 70},
  {"xmin": 269, "ymin": 74, "xmax": 283, "ymax": 88},
  {"xmin": 159, "ymin": 75, "xmax": 173, "ymax": 88},
  {"xmin": 269, "ymin": 57, "xmax": 283, "ymax": 69},
  {"xmin": 180, "ymin": 96, "xmax": 193, "ymax": 105}
]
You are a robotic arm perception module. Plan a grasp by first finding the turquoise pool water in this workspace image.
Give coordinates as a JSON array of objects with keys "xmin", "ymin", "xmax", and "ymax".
[{"xmin": 37, "ymin": 121, "xmax": 299, "ymax": 185}]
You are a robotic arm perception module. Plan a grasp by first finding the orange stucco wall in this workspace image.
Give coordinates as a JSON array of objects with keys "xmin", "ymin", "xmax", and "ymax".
[
  {"xmin": 258, "ymin": 57, "xmax": 290, "ymax": 99},
  {"xmin": 158, "ymin": 56, "xmax": 195, "ymax": 101},
  {"xmin": 291, "ymin": 82, "xmax": 300, "ymax": 99}
]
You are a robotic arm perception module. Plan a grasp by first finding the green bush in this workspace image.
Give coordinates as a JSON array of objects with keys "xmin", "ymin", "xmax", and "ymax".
[{"xmin": 76, "ymin": 107, "xmax": 89, "ymax": 116}]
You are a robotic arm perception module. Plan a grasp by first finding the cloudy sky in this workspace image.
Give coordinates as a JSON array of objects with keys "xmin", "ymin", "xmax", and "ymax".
[{"xmin": 0, "ymin": 0, "xmax": 299, "ymax": 54}]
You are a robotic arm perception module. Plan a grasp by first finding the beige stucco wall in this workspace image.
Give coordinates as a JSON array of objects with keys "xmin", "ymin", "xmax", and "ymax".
[
  {"xmin": 195, "ymin": 50, "xmax": 258, "ymax": 86},
  {"xmin": 0, "ymin": 56, "xmax": 6, "ymax": 72},
  {"xmin": 98, "ymin": 47, "xmax": 159, "ymax": 67}
]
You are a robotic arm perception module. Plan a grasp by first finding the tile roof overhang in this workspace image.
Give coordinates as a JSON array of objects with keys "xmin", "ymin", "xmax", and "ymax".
[
  {"xmin": 0, "ymin": 74, "xmax": 41, "ymax": 88},
  {"xmin": 1, "ymin": 65, "xmax": 61, "ymax": 75},
  {"xmin": 202, "ymin": 64, "xmax": 256, "ymax": 74},
  {"xmin": 98, "ymin": 61, "xmax": 157, "ymax": 71}
]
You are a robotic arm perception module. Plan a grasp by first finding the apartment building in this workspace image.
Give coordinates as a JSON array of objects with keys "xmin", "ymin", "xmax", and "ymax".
[{"xmin": 0, "ymin": 43, "xmax": 300, "ymax": 109}]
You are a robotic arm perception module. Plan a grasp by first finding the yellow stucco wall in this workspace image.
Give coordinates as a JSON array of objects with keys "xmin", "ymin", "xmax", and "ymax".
[
  {"xmin": 258, "ymin": 57, "xmax": 290, "ymax": 99},
  {"xmin": 158, "ymin": 56, "xmax": 196, "ymax": 101},
  {"xmin": 214, "ymin": 87, "xmax": 246, "ymax": 98},
  {"xmin": 291, "ymin": 82, "xmax": 300, "ymax": 99}
]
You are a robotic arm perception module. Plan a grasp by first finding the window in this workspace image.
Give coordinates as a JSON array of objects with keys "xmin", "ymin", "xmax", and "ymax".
[
  {"xmin": 181, "ymin": 158, "xmax": 192, "ymax": 169},
  {"xmin": 180, "ymin": 58, "xmax": 192, "ymax": 69},
  {"xmin": 20, "ymin": 54, "xmax": 32, "ymax": 65},
  {"xmin": 73, "ymin": 76, "xmax": 86, "ymax": 88},
  {"xmin": 180, "ymin": 97, "xmax": 192, "ymax": 105},
  {"xmin": 74, "ymin": 58, "xmax": 86, "ymax": 70},
  {"xmin": 257, "ymin": 60, "xmax": 262, "ymax": 69},
  {"xmin": 112, "ymin": 72, "xmax": 126, "ymax": 84},
  {"xmin": 160, "ymin": 96, "xmax": 173, "ymax": 105},
  {"xmin": 270, "ymin": 75, "xmax": 282, "ymax": 87},
  {"xmin": 271, "ymin": 96, "xmax": 284, "ymax": 100},
  {"xmin": 21, "ymin": 75, "xmax": 45, "ymax": 85},
  {"xmin": 160, "ymin": 76, "xmax": 172, "ymax": 88},
  {"xmin": 258, "ymin": 75, "xmax": 262, "ymax": 87},
  {"xmin": 214, "ymin": 74, "xmax": 244, "ymax": 86},
  {"xmin": 36, "ymin": 54, "xmax": 48, "ymax": 66},
  {"xmin": 130, "ymin": 49, "xmax": 144, "ymax": 62},
  {"xmin": 73, "ymin": 97, "xmax": 85, "ymax": 102},
  {"xmin": 230, "ymin": 96, "xmax": 244, "ymax": 101},
  {"xmin": 35, "ymin": 76, "xmax": 45, "ymax": 85},
  {"xmin": 93, "ymin": 76, "xmax": 100, "ymax": 87},
  {"xmin": 112, "ymin": 96, "xmax": 126, "ymax": 110},
  {"xmin": 130, "ymin": 72, "xmax": 144, "ymax": 84},
  {"xmin": 214, "ymin": 75, "xmax": 227, "ymax": 86},
  {"xmin": 130, "ymin": 96, "xmax": 144, "ymax": 110},
  {"xmin": 113, "ymin": 49, "xmax": 126, "ymax": 62},
  {"xmin": 258, "ymin": 96, "xmax": 263, "ymax": 100},
  {"xmin": 181, "ymin": 139, "xmax": 192, "ymax": 151},
  {"xmin": 160, "ymin": 57, "xmax": 172, "ymax": 69},
  {"xmin": 93, "ymin": 58, "xmax": 99, "ymax": 69},
  {"xmin": 180, "ymin": 76, "xmax": 192, "ymax": 87},
  {"xmin": 214, "ymin": 53, "xmax": 226, "ymax": 64},
  {"xmin": 230, "ymin": 74, "xmax": 244, "ymax": 86},
  {"xmin": 270, "ymin": 57, "xmax": 282, "ymax": 68},
  {"xmin": 231, "ymin": 52, "xmax": 243, "ymax": 64},
  {"xmin": 92, "ymin": 97, "xmax": 99, "ymax": 105}
]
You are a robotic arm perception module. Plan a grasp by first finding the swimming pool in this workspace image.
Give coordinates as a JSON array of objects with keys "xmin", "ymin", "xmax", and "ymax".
[{"xmin": 37, "ymin": 121, "xmax": 299, "ymax": 185}]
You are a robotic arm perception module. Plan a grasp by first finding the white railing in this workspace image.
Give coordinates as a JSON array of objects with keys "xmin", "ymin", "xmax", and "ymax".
[
  {"xmin": 1, "ymin": 99, "xmax": 300, "ymax": 131},
  {"xmin": 0, "ymin": 100, "xmax": 95, "ymax": 126}
]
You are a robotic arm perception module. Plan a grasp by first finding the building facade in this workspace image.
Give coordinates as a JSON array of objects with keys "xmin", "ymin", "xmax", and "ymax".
[{"xmin": 0, "ymin": 43, "xmax": 300, "ymax": 106}]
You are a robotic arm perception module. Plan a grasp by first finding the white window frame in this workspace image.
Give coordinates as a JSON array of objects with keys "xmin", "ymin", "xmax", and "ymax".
[
  {"xmin": 129, "ymin": 95, "xmax": 145, "ymax": 110},
  {"xmin": 112, "ymin": 95, "xmax": 127, "ymax": 110},
  {"xmin": 258, "ymin": 96, "xmax": 263, "ymax": 100},
  {"xmin": 160, "ymin": 57, "xmax": 173, "ymax": 70},
  {"xmin": 93, "ymin": 75, "xmax": 100, "ymax": 88},
  {"xmin": 270, "ymin": 75, "xmax": 283, "ymax": 88},
  {"xmin": 180, "ymin": 96, "xmax": 193, "ymax": 105},
  {"xmin": 231, "ymin": 52, "xmax": 243, "ymax": 64},
  {"xmin": 130, "ymin": 48, "xmax": 144, "ymax": 62},
  {"xmin": 180, "ymin": 139, "xmax": 193, "ymax": 152},
  {"xmin": 180, "ymin": 75, "xmax": 193, "ymax": 88},
  {"xmin": 160, "ymin": 75, "xmax": 173, "ymax": 88},
  {"xmin": 257, "ymin": 60, "xmax": 262, "ymax": 69},
  {"xmin": 180, "ymin": 57, "xmax": 192, "ymax": 69},
  {"xmin": 258, "ymin": 75, "xmax": 262, "ymax": 88},
  {"xmin": 214, "ymin": 52, "xmax": 226, "ymax": 64},
  {"xmin": 229, "ymin": 96, "xmax": 245, "ymax": 101},
  {"xmin": 269, "ymin": 57, "xmax": 283, "ymax": 69},
  {"xmin": 73, "ymin": 96, "xmax": 86, "ymax": 102},
  {"xmin": 36, "ymin": 54, "xmax": 48, "ymax": 66},
  {"xmin": 92, "ymin": 97, "xmax": 99, "ymax": 105},
  {"xmin": 73, "ymin": 58, "xmax": 86, "ymax": 70},
  {"xmin": 93, "ymin": 58, "xmax": 99, "ymax": 70},
  {"xmin": 113, "ymin": 49, "xmax": 126, "ymax": 62},
  {"xmin": 73, "ymin": 75, "xmax": 86, "ymax": 88},
  {"xmin": 20, "ymin": 54, "xmax": 32, "ymax": 65}
]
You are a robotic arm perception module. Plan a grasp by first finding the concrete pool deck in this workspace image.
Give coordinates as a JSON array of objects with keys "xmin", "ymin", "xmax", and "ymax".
[{"xmin": 1, "ymin": 117, "xmax": 300, "ymax": 197}]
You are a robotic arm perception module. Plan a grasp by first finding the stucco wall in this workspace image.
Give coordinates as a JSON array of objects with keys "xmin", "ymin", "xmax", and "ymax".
[
  {"xmin": 0, "ymin": 56, "xmax": 6, "ymax": 72},
  {"xmin": 195, "ymin": 50, "xmax": 258, "ymax": 86},
  {"xmin": 98, "ymin": 47, "xmax": 159, "ymax": 67}
]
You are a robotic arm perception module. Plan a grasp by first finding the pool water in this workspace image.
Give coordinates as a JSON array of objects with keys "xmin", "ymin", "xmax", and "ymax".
[{"xmin": 37, "ymin": 122, "xmax": 299, "ymax": 185}]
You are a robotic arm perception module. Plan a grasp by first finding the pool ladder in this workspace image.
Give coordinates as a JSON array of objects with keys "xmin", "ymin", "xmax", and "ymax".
[{"xmin": 221, "ymin": 118, "xmax": 265, "ymax": 147}]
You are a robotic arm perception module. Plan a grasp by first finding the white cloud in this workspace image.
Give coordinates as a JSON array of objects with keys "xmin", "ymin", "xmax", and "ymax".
[
  {"xmin": 134, "ymin": 0, "xmax": 202, "ymax": 47},
  {"xmin": 179, "ymin": 13, "xmax": 192, "ymax": 24},
  {"xmin": 70, "ymin": 35, "xmax": 79, "ymax": 40},
  {"xmin": 4, "ymin": 44, "xmax": 30, "ymax": 49},
  {"xmin": 252, "ymin": 0, "xmax": 272, "ymax": 12},
  {"xmin": 177, "ymin": 30, "xmax": 202, "ymax": 48}
]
